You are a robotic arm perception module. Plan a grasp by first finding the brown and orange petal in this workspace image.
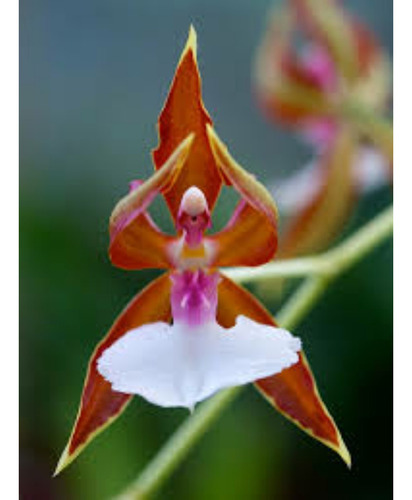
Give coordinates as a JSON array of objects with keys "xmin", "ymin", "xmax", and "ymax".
[
  {"xmin": 292, "ymin": 0, "xmax": 359, "ymax": 83},
  {"xmin": 279, "ymin": 126, "xmax": 357, "ymax": 259},
  {"xmin": 55, "ymin": 273, "xmax": 172, "ymax": 475},
  {"xmin": 207, "ymin": 125, "xmax": 279, "ymax": 228},
  {"xmin": 110, "ymin": 134, "xmax": 194, "ymax": 240},
  {"xmin": 108, "ymin": 135, "xmax": 194, "ymax": 269},
  {"xmin": 153, "ymin": 27, "xmax": 223, "ymax": 219},
  {"xmin": 216, "ymin": 274, "xmax": 350, "ymax": 466},
  {"xmin": 350, "ymin": 19, "xmax": 391, "ymax": 114},
  {"xmin": 254, "ymin": 6, "xmax": 334, "ymax": 127},
  {"xmin": 109, "ymin": 212, "xmax": 176, "ymax": 270},
  {"xmin": 207, "ymin": 200, "xmax": 277, "ymax": 268}
]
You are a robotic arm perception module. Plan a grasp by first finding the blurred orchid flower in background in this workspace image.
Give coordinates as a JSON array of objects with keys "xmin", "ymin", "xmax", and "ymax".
[
  {"xmin": 55, "ymin": 27, "xmax": 350, "ymax": 475},
  {"xmin": 254, "ymin": 0, "xmax": 392, "ymax": 258}
]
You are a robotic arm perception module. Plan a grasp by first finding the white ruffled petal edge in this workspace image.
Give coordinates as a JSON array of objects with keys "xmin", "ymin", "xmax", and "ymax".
[{"xmin": 97, "ymin": 316, "xmax": 301, "ymax": 410}]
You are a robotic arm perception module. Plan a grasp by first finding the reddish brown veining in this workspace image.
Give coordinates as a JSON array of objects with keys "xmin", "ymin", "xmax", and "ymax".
[
  {"xmin": 67, "ymin": 273, "xmax": 172, "ymax": 455},
  {"xmin": 217, "ymin": 274, "xmax": 340, "ymax": 447},
  {"xmin": 153, "ymin": 40, "xmax": 222, "ymax": 219}
]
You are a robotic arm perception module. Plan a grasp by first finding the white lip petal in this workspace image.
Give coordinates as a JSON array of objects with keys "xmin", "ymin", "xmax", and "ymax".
[{"xmin": 97, "ymin": 316, "xmax": 301, "ymax": 410}]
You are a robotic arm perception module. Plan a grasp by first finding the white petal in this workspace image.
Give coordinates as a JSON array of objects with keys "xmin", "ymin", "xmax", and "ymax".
[
  {"xmin": 272, "ymin": 146, "xmax": 390, "ymax": 218},
  {"xmin": 97, "ymin": 316, "xmax": 301, "ymax": 410},
  {"xmin": 354, "ymin": 146, "xmax": 391, "ymax": 194},
  {"xmin": 271, "ymin": 159, "xmax": 323, "ymax": 215}
]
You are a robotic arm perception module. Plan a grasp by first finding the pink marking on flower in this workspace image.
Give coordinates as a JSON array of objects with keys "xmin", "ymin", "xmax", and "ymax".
[
  {"xmin": 170, "ymin": 270, "xmax": 220, "ymax": 327},
  {"xmin": 176, "ymin": 186, "xmax": 212, "ymax": 247},
  {"xmin": 301, "ymin": 44, "xmax": 337, "ymax": 92},
  {"xmin": 129, "ymin": 179, "xmax": 143, "ymax": 192},
  {"xmin": 110, "ymin": 179, "xmax": 159, "ymax": 244},
  {"xmin": 301, "ymin": 118, "xmax": 338, "ymax": 148},
  {"xmin": 299, "ymin": 44, "xmax": 339, "ymax": 148},
  {"xmin": 222, "ymin": 199, "xmax": 248, "ymax": 230}
]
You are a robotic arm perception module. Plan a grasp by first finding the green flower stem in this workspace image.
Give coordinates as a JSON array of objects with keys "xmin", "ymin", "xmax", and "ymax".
[
  {"xmin": 276, "ymin": 276, "xmax": 329, "ymax": 330},
  {"xmin": 114, "ymin": 387, "xmax": 242, "ymax": 500},
  {"xmin": 113, "ymin": 205, "xmax": 393, "ymax": 500},
  {"xmin": 225, "ymin": 205, "xmax": 393, "ymax": 285},
  {"xmin": 224, "ymin": 255, "xmax": 327, "ymax": 282}
]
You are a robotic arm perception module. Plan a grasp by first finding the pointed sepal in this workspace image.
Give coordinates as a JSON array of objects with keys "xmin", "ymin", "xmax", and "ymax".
[
  {"xmin": 216, "ymin": 274, "xmax": 350, "ymax": 466},
  {"xmin": 153, "ymin": 26, "xmax": 223, "ymax": 219},
  {"xmin": 54, "ymin": 273, "xmax": 172, "ymax": 475}
]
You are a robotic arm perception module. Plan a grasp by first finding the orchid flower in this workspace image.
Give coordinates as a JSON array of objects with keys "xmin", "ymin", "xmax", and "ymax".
[
  {"xmin": 254, "ymin": 0, "xmax": 392, "ymax": 258},
  {"xmin": 55, "ymin": 27, "xmax": 350, "ymax": 475}
]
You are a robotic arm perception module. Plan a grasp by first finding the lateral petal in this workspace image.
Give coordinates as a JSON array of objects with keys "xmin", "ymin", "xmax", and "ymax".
[
  {"xmin": 109, "ymin": 213, "xmax": 175, "ymax": 270},
  {"xmin": 55, "ymin": 273, "xmax": 172, "ymax": 475},
  {"xmin": 206, "ymin": 200, "xmax": 277, "ymax": 267},
  {"xmin": 153, "ymin": 26, "xmax": 223, "ymax": 219},
  {"xmin": 109, "ymin": 135, "xmax": 194, "ymax": 269},
  {"xmin": 110, "ymin": 133, "xmax": 194, "ymax": 239},
  {"xmin": 204, "ymin": 127, "xmax": 279, "ymax": 266},
  {"xmin": 206, "ymin": 125, "xmax": 278, "ymax": 228},
  {"xmin": 216, "ymin": 274, "xmax": 350, "ymax": 466}
]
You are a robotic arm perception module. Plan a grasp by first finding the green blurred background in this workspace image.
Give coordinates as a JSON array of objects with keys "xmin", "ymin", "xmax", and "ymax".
[{"xmin": 20, "ymin": 0, "xmax": 393, "ymax": 498}]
